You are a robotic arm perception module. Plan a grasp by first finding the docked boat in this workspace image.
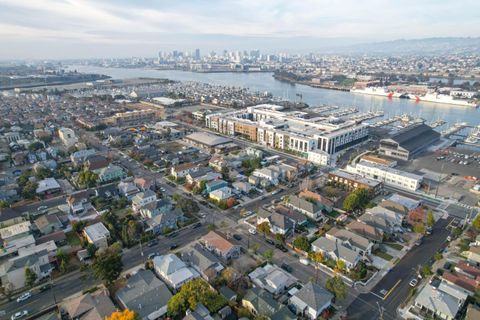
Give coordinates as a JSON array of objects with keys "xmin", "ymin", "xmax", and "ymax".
[
  {"xmin": 350, "ymin": 86, "xmax": 393, "ymax": 97},
  {"xmin": 409, "ymin": 92, "xmax": 478, "ymax": 107}
]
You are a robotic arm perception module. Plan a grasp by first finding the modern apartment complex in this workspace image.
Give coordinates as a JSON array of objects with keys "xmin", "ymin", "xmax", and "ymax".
[
  {"xmin": 106, "ymin": 109, "xmax": 157, "ymax": 127},
  {"xmin": 205, "ymin": 104, "xmax": 368, "ymax": 166}
]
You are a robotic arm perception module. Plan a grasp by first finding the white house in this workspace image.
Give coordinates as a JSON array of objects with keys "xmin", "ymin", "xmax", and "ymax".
[
  {"xmin": 83, "ymin": 222, "xmax": 110, "ymax": 249},
  {"xmin": 153, "ymin": 254, "xmax": 199, "ymax": 290}
]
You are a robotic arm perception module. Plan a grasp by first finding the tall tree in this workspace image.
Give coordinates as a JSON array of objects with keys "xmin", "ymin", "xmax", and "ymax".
[
  {"xmin": 426, "ymin": 210, "xmax": 435, "ymax": 227},
  {"xmin": 293, "ymin": 236, "xmax": 310, "ymax": 252},
  {"xmin": 325, "ymin": 276, "xmax": 347, "ymax": 300},
  {"xmin": 92, "ymin": 244, "xmax": 123, "ymax": 286},
  {"xmin": 25, "ymin": 267, "xmax": 37, "ymax": 287},
  {"xmin": 257, "ymin": 222, "xmax": 271, "ymax": 237}
]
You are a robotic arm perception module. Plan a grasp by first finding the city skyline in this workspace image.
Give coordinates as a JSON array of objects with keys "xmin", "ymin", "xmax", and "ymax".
[{"xmin": 1, "ymin": 0, "xmax": 479, "ymax": 59}]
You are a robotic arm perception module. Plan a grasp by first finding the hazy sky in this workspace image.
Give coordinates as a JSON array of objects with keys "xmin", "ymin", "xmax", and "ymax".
[{"xmin": 1, "ymin": 0, "xmax": 479, "ymax": 59}]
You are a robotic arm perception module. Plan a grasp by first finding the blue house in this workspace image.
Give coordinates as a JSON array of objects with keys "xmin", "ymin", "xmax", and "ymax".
[{"xmin": 206, "ymin": 179, "xmax": 228, "ymax": 193}]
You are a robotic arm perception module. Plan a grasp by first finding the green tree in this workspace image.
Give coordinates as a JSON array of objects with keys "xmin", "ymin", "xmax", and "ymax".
[
  {"xmin": 426, "ymin": 210, "xmax": 435, "ymax": 227},
  {"xmin": 78, "ymin": 169, "xmax": 98, "ymax": 187},
  {"xmin": 336, "ymin": 259, "xmax": 346, "ymax": 272},
  {"xmin": 413, "ymin": 223, "xmax": 426, "ymax": 234},
  {"xmin": 473, "ymin": 215, "xmax": 480, "ymax": 231},
  {"xmin": 0, "ymin": 200, "xmax": 10, "ymax": 209},
  {"xmin": 252, "ymin": 243, "xmax": 261, "ymax": 254},
  {"xmin": 342, "ymin": 188, "xmax": 370, "ymax": 212},
  {"xmin": 25, "ymin": 267, "xmax": 37, "ymax": 287},
  {"xmin": 257, "ymin": 222, "xmax": 271, "ymax": 237},
  {"xmin": 167, "ymin": 279, "xmax": 227, "ymax": 318},
  {"xmin": 293, "ymin": 236, "xmax": 311, "ymax": 252},
  {"xmin": 92, "ymin": 244, "xmax": 123, "ymax": 286},
  {"xmin": 274, "ymin": 233, "xmax": 285, "ymax": 244},
  {"xmin": 420, "ymin": 265, "xmax": 432, "ymax": 278},
  {"xmin": 22, "ymin": 181, "xmax": 38, "ymax": 199},
  {"xmin": 309, "ymin": 251, "xmax": 324, "ymax": 264},
  {"xmin": 28, "ymin": 141, "xmax": 44, "ymax": 151},
  {"xmin": 263, "ymin": 249, "xmax": 274, "ymax": 262},
  {"xmin": 434, "ymin": 252, "xmax": 443, "ymax": 261},
  {"xmin": 325, "ymin": 276, "xmax": 347, "ymax": 300},
  {"xmin": 72, "ymin": 220, "xmax": 87, "ymax": 233},
  {"xmin": 57, "ymin": 249, "xmax": 70, "ymax": 273}
]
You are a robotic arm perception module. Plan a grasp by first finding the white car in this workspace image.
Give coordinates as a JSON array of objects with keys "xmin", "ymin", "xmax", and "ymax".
[
  {"xmin": 409, "ymin": 278, "xmax": 418, "ymax": 287},
  {"xmin": 11, "ymin": 310, "xmax": 28, "ymax": 320},
  {"xmin": 299, "ymin": 258, "xmax": 309, "ymax": 265},
  {"xmin": 248, "ymin": 228, "xmax": 257, "ymax": 235},
  {"xmin": 37, "ymin": 205, "xmax": 48, "ymax": 212},
  {"xmin": 16, "ymin": 292, "xmax": 31, "ymax": 303}
]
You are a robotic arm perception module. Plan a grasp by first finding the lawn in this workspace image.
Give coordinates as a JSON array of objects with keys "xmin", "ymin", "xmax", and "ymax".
[
  {"xmin": 66, "ymin": 231, "xmax": 82, "ymax": 246},
  {"xmin": 373, "ymin": 249, "xmax": 393, "ymax": 261},
  {"xmin": 385, "ymin": 242, "xmax": 404, "ymax": 251}
]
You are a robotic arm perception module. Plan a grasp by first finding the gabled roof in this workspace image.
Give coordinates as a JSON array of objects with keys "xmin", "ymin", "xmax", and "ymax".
[
  {"xmin": 311, "ymin": 237, "xmax": 360, "ymax": 265},
  {"xmin": 415, "ymin": 283, "xmax": 463, "ymax": 319},
  {"xmin": 382, "ymin": 123, "xmax": 440, "ymax": 152},
  {"xmin": 0, "ymin": 207, "xmax": 22, "ymax": 223},
  {"xmin": 116, "ymin": 269, "xmax": 172, "ymax": 319},
  {"xmin": 269, "ymin": 211, "xmax": 294, "ymax": 231},
  {"xmin": 181, "ymin": 243, "xmax": 223, "ymax": 273},
  {"xmin": 288, "ymin": 195, "xmax": 321, "ymax": 214},
  {"xmin": 292, "ymin": 282, "xmax": 333, "ymax": 311},
  {"xmin": 153, "ymin": 254, "xmax": 186, "ymax": 275},
  {"xmin": 85, "ymin": 155, "xmax": 109, "ymax": 171},
  {"xmin": 62, "ymin": 288, "xmax": 116, "ymax": 320},
  {"xmin": 201, "ymin": 231, "xmax": 237, "ymax": 255},
  {"xmin": 327, "ymin": 227, "xmax": 371, "ymax": 252},
  {"xmin": 346, "ymin": 220, "xmax": 384, "ymax": 242}
]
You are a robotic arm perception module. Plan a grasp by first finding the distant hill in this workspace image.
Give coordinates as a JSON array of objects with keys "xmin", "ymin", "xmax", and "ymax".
[{"xmin": 332, "ymin": 37, "xmax": 480, "ymax": 55}]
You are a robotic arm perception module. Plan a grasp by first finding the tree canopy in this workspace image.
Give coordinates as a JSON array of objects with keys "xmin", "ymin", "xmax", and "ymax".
[
  {"xmin": 107, "ymin": 309, "xmax": 139, "ymax": 320},
  {"xmin": 343, "ymin": 188, "xmax": 371, "ymax": 212},
  {"xmin": 426, "ymin": 210, "xmax": 435, "ymax": 227},
  {"xmin": 91, "ymin": 243, "xmax": 123, "ymax": 286},
  {"xmin": 293, "ymin": 236, "xmax": 310, "ymax": 252},
  {"xmin": 167, "ymin": 279, "xmax": 226, "ymax": 318},
  {"xmin": 25, "ymin": 267, "xmax": 37, "ymax": 287},
  {"xmin": 325, "ymin": 276, "xmax": 347, "ymax": 300}
]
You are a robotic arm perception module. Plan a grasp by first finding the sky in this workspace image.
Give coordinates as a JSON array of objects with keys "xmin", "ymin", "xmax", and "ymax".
[{"xmin": 0, "ymin": 0, "xmax": 479, "ymax": 59}]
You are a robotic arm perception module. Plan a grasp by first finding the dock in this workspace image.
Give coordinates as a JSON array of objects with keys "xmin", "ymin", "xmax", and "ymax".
[{"xmin": 440, "ymin": 122, "xmax": 470, "ymax": 138}]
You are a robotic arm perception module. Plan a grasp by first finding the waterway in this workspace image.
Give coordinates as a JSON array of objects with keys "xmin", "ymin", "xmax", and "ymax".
[{"xmin": 69, "ymin": 65, "xmax": 480, "ymax": 127}]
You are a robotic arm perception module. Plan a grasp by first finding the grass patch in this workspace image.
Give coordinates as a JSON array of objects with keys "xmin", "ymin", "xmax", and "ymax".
[
  {"xmin": 385, "ymin": 242, "xmax": 404, "ymax": 251},
  {"xmin": 66, "ymin": 231, "xmax": 81, "ymax": 246},
  {"xmin": 325, "ymin": 210, "xmax": 340, "ymax": 218},
  {"xmin": 373, "ymin": 249, "xmax": 393, "ymax": 261}
]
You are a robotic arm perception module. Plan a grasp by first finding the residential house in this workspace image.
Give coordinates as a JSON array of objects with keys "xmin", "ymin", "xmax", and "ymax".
[
  {"xmin": 83, "ymin": 222, "xmax": 110, "ymax": 249},
  {"xmin": 232, "ymin": 181, "xmax": 252, "ymax": 194},
  {"xmin": 298, "ymin": 189, "xmax": 334, "ymax": 208},
  {"xmin": 171, "ymin": 163, "xmax": 197, "ymax": 179},
  {"xmin": 134, "ymin": 177, "xmax": 155, "ymax": 191},
  {"xmin": 242, "ymin": 287, "xmax": 296, "ymax": 320},
  {"xmin": 132, "ymin": 190, "xmax": 157, "ymax": 213},
  {"xmin": 464, "ymin": 246, "xmax": 480, "ymax": 266},
  {"xmin": 362, "ymin": 206, "xmax": 404, "ymax": 233},
  {"xmin": 286, "ymin": 195, "xmax": 326, "ymax": 221},
  {"xmin": 34, "ymin": 214, "xmax": 63, "ymax": 235},
  {"xmin": 209, "ymin": 187, "xmax": 232, "ymax": 202},
  {"xmin": 85, "ymin": 155, "xmax": 109, "ymax": 172},
  {"xmin": 346, "ymin": 220, "xmax": 384, "ymax": 244},
  {"xmin": 219, "ymin": 286, "xmax": 237, "ymax": 302},
  {"xmin": 36, "ymin": 178, "xmax": 61, "ymax": 195},
  {"xmin": 256, "ymin": 209, "xmax": 295, "ymax": 236},
  {"xmin": 200, "ymin": 231, "xmax": 241, "ymax": 260},
  {"xmin": 0, "ymin": 207, "xmax": 24, "ymax": 228},
  {"xmin": 70, "ymin": 149, "xmax": 96, "ymax": 165},
  {"xmin": 442, "ymin": 271, "xmax": 480, "ymax": 294},
  {"xmin": 289, "ymin": 282, "xmax": 334, "ymax": 319},
  {"xmin": 414, "ymin": 283, "xmax": 466, "ymax": 320},
  {"xmin": 153, "ymin": 254, "xmax": 200, "ymax": 290},
  {"xmin": 146, "ymin": 207, "xmax": 183, "ymax": 235},
  {"xmin": 96, "ymin": 164, "xmax": 125, "ymax": 183},
  {"xmin": 205, "ymin": 179, "xmax": 228, "ymax": 193},
  {"xmin": 67, "ymin": 190, "xmax": 93, "ymax": 215},
  {"xmin": 0, "ymin": 249, "xmax": 53, "ymax": 290},
  {"xmin": 95, "ymin": 184, "xmax": 118, "ymax": 200},
  {"xmin": 311, "ymin": 237, "xmax": 360, "ymax": 270},
  {"xmin": 140, "ymin": 199, "xmax": 172, "ymax": 219},
  {"xmin": 386, "ymin": 193, "xmax": 421, "ymax": 211},
  {"xmin": 181, "ymin": 243, "xmax": 225, "ymax": 282},
  {"xmin": 61, "ymin": 287, "xmax": 116, "ymax": 320},
  {"xmin": 407, "ymin": 207, "xmax": 427, "ymax": 226},
  {"xmin": 326, "ymin": 227, "xmax": 374, "ymax": 257},
  {"xmin": 455, "ymin": 260, "xmax": 480, "ymax": 279},
  {"xmin": 248, "ymin": 263, "xmax": 297, "ymax": 295},
  {"xmin": 116, "ymin": 269, "xmax": 172, "ymax": 320},
  {"xmin": 209, "ymin": 155, "xmax": 226, "ymax": 172},
  {"xmin": 118, "ymin": 181, "xmax": 140, "ymax": 200},
  {"xmin": 252, "ymin": 167, "xmax": 280, "ymax": 185},
  {"xmin": 0, "ymin": 221, "xmax": 31, "ymax": 242}
]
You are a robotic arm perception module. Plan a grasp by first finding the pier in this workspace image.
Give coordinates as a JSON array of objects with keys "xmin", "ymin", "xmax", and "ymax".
[{"xmin": 440, "ymin": 122, "xmax": 470, "ymax": 138}]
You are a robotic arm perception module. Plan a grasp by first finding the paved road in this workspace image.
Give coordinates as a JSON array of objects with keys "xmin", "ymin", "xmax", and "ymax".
[{"xmin": 346, "ymin": 216, "xmax": 452, "ymax": 320}]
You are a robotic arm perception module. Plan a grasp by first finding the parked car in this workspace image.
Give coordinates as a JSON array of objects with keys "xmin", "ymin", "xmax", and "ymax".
[
  {"xmin": 265, "ymin": 238, "xmax": 275, "ymax": 245},
  {"xmin": 169, "ymin": 244, "xmax": 178, "ymax": 250},
  {"xmin": 11, "ymin": 311, "xmax": 28, "ymax": 320},
  {"xmin": 281, "ymin": 263, "xmax": 293, "ymax": 273},
  {"xmin": 299, "ymin": 258, "xmax": 309, "ymax": 265},
  {"xmin": 147, "ymin": 253, "xmax": 157, "ymax": 260},
  {"xmin": 409, "ymin": 278, "xmax": 418, "ymax": 287},
  {"xmin": 233, "ymin": 234, "xmax": 242, "ymax": 241},
  {"xmin": 248, "ymin": 228, "xmax": 257, "ymax": 235},
  {"xmin": 39, "ymin": 284, "xmax": 52, "ymax": 292},
  {"xmin": 446, "ymin": 236, "xmax": 452, "ymax": 242},
  {"xmin": 37, "ymin": 205, "xmax": 48, "ymax": 212},
  {"xmin": 191, "ymin": 222, "xmax": 202, "ymax": 229},
  {"xmin": 16, "ymin": 292, "xmax": 31, "ymax": 303},
  {"xmin": 275, "ymin": 244, "xmax": 288, "ymax": 252}
]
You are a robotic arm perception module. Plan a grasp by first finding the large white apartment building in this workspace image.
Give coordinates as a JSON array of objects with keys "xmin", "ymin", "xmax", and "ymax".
[
  {"xmin": 346, "ymin": 160, "xmax": 422, "ymax": 191},
  {"xmin": 205, "ymin": 104, "xmax": 368, "ymax": 166}
]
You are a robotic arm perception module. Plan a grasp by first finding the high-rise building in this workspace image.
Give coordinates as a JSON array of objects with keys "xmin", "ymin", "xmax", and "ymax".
[{"xmin": 194, "ymin": 48, "xmax": 200, "ymax": 60}]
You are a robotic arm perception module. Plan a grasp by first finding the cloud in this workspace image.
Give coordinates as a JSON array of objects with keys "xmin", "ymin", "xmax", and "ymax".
[{"xmin": 0, "ymin": 0, "xmax": 479, "ymax": 58}]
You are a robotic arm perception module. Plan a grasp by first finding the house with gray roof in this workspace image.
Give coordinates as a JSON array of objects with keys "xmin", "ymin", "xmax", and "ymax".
[
  {"xmin": 116, "ymin": 269, "xmax": 172, "ymax": 320},
  {"xmin": 242, "ymin": 287, "xmax": 296, "ymax": 320},
  {"xmin": 153, "ymin": 254, "xmax": 199, "ymax": 290},
  {"xmin": 256, "ymin": 209, "xmax": 295, "ymax": 236},
  {"xmin": 311, "ymin": 237, "xmax": 360, "ymax": 270},
  {"xmin": 145, "ymin": 207, "xmax": 183, "ymax": 235},
  {"xmin": 0, "ymin": 249, "xmax": 53, "ymax": 290},
  {"xmin": 285, "ymin": 195, "xmax": 326, "ymax": 221},
  {"xmin": 289, "ymin": 282, "xmax": 334, "ymax": 319},
  {"xmin": 326, "ymin": 227, "xmax": 374, "ymax": 257},
  {"xmin": 414, "ymin": 283, "xmax": 466, "ymax": 320},
  {"xmin": 181, "ymin": 243, "xmax": 224, "ymax": 282}
]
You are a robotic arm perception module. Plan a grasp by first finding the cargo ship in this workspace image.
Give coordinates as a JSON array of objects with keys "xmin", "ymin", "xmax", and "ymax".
[{"xmin": 351, "ymin": 87, "xmax": 408, "ymax": 98}]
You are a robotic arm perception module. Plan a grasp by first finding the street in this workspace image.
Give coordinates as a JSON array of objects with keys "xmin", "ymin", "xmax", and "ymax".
[{"xmin": 346, "ymin": 216, "xmax": 452, "ymax": 320}]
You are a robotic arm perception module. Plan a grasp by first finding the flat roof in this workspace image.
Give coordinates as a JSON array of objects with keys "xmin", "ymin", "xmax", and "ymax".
[{"xmin": 186, "ymin": 132, "xmax": 231, "ymax": 147}]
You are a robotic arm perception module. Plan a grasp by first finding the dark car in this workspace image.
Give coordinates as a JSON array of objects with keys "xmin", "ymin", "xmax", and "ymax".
[
  {"xmin": 265, "ymin": 239, "xmax": 275, "ymax": 245},
  {"xmin": 233, "ymin": 234, "xmax": 242, "ymax": 241},
  {"xmin": 147, "ymin": 240, "xmax": 158, "ymax": 247},
  {"xmin": 39, "ymin": 284, "xmax": 52, "ymax": 292},
  {"xmin": 169, "ymin": 244, "xmax": 178, "ymax": 250},
  {"xmin": 281, "ymin": 263, "xmax": 293, "ymax": 273},
  {"xmin": 167, "ymin": 232, "xmax": 178, "ymax": 238},
  {"xmin": 275, "ymin": 244, "xmax": 288, "ymax": 252},
  {"xmin": 192, "ymin": 222, "xmax": 202, "ymax": 229}
]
